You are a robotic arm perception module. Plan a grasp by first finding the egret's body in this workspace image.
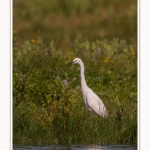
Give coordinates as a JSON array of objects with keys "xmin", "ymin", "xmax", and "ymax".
[{"xmin": 67, "ymin": 58, "xmax": 108, "ymax": 117}]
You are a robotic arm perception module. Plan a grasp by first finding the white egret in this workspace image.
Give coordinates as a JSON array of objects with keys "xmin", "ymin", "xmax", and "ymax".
[{"xmin": 67, "ymin": 58, "xmax": 108, "ymax": 117}]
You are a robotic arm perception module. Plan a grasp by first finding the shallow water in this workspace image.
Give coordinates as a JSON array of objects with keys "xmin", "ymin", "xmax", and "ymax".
[{"xmin": 13, "ymin": 144, "xmax": 137, "ymax": 150}]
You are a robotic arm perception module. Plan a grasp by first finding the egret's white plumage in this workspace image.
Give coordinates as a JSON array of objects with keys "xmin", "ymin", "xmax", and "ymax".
[{"xmin": 67, "ymin": 58, "xmax": 108, "ymax": 117}]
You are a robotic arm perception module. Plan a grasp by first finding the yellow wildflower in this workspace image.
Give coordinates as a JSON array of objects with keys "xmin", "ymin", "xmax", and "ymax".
[
  {"xmin": 104, "ymin": 56, "xmax": 109, "ymax": 63},
  {"xmin": 30, "ymin": 39, "xmax": 36, "ymax": 43},
  {"xmin": 108, "ymin": 71, "xmax": 111, "ymax": 74},
  {"xmin": 131, "ymin": 48, "xmax": 135, "ymax": 56}
]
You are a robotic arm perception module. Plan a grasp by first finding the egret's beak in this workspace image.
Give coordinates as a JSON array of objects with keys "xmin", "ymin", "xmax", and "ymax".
[{"xmin": 66, "ymin": 61, "xmax": 74, "ymax": 67}]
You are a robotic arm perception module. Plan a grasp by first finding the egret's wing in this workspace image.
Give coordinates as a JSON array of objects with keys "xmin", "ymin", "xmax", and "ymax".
[{"xmin": 86, "ymin": 88, "xmax": 108, "ymax": 117}]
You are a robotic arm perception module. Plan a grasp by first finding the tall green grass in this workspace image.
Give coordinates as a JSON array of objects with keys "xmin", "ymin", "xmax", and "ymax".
[{"xmin": 13, "ymin": 37, "xmax": 137, "ymax": 146}]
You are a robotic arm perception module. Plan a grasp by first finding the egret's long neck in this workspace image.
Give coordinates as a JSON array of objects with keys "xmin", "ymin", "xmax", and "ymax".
[{"xmin": 79, "ymin": 61, "xmax": 87, "ymax": 89}]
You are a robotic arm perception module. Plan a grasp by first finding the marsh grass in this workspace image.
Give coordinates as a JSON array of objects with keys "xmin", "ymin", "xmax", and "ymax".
[{"xmin": 13, "ymin": 37, "xmax": 137, "ymax": 146}]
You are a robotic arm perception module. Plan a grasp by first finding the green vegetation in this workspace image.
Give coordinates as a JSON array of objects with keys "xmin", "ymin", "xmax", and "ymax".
[{"xmin": 13, "ymin": 0, "xmax": 137, "ymax": 146}]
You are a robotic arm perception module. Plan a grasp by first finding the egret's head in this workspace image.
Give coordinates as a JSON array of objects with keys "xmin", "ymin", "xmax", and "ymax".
[
  {"xmin": 66, "ymin": 58, "xmax": 81, "ymax": 66},
  {"xmin": 72, "ymin": 58, "xmax": 81, "ymax": 64}
]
